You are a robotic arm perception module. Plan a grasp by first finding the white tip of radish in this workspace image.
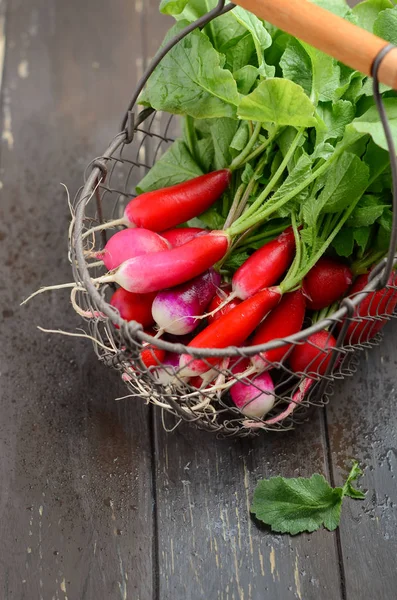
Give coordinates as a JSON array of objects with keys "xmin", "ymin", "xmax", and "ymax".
[{"xmin": 230, "ymin": 371, "xmax": 275, "ymax": 418}]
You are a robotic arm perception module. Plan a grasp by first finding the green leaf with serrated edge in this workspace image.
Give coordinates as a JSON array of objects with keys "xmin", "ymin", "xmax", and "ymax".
[
  {"xmin": 196, "ymin": 206, "xmax": 225, "ymax": 230},
  {"xmin": 142, "ymin": 26, "xmax": 240, "ymax": 119},
  {"xmin": 363, "ymin": 138, "xmax": 391, "ymax": 183},
  {"xmin": 270, "ymin": 153, "xmax": 313, "ymax": 217},
  {"xmin": 318, "ymin": 153, "xmax": 369, "ymax": 215},
  {"xmin": 352, "ymin": 99, "xmax": 397, "ymax": 151},
  {"xmin": 241, "ymin": 163, "xmax": 255, "ymax": 184},
  {"xmin": 352, "ymin": 0, "xmax": 393, "ymax": 32},
  {"xmin": 251, "ymin": 474, "xmax": 343, "ymax": 535},
  {"xmin": 374, "ymin": 7, "xmax": 397, "ymax": 45},
  {"xmin": 347, "ymin": 195, "xmax": 389, "ymax": 228},
  {"xmin": 136, "ymin": 139, "xmax": 202, "ymax": 194},
  {"xmin": 316, "ymin": 100, "xmax": 355, "ymax": 143},
  {"xmin": 251, "ymin": 462, "xmax": 365, "ymax": 535},
  {"xmin": 342, "ymin": 461, "xmax": 366, "ymax": 500},
  {"xmin": 224, "ymin": 251, "xmax": 250, "ymax": 270},
  {"xmin": 311, "ymin": 142, "xmax": 334, "ymax": 162},
  {"xmin": 333, "ymin": 228, "xmax": 355, "ymax": 257},
  {"xmin": 238, "ymin": 79, "xmax": 317, "ymax": 127}
]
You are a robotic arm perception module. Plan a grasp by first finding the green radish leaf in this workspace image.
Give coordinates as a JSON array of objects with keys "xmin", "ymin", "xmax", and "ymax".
[
  {"xmin": 280, "ymin": 39, "xmax": 312, "ymax": 98},
  {"xmin": 309, "ymin": 0, "xmax": 351, "ymax": 17},
  {"xmin": 196, "ymin": 206, "xmax": 225, "ymax": 229},
  {"xmin": 233, "ymin": 65, "xmax": 258, "ymax": 95},
  {"xmin": 241, "ymin": 163, "xmax": 255, "ymax": 184},
  {"xmin": 238, "ymin": 79, "xmax": 317, "ymax": 127},
  {"xmin": 332, "ymin": 228, "xmax": 355, "ymax": 257},
  {"xmin": 232, "ymin": 6, "xmax": 275, "ymax": 77},
  {"xmin": 352, "ymin": 0, "xmax": 393, "ymax": 32},
  {"xmin": 224, "ymin": 33, "xmax": 256, "ymax": 73},
  {"xmin": 362, "ymin": 138, "xmax": 391, "ymax": 184},
  {"xmin": 230, "ymin": 121, "xmax": 250, "ymax": 153},
  {"xmin": 206, "ymin": 117, "xmax": 239, "ymax": 170},
  {"xmin": 378, "ymin": 207, "xmax": 393, "ymax": 231},
  {"xmin": 316, "ymin": 100, "xmax": 355, "ymax": 143},
  {"xmin": 251, "ymin": 462, "xmax": 365, "ymax": 535},
  {"xmin": 270, "ymin": 153, "xmax": 313, "ymax": 217},
  {"xmin": 224, "ymin": 250, "xmax": 250, "ymax": 270},
  {"xmin": 353, "ymin": 227, "xmax": 371, "ymax": 252},
  {"xmin": 319, "ymin": 153, "xmax": 369, "ymax": 214},
  {"xmin": 351, "ymin": 99, "xmax": 397, "ymax": 151},
  {"xmin": 347, "ymin": 195, "xmax": 389, "ymax": 228},
  {"xmin": 136, "ymin": 139, "xmax": 202, "ymax": 193},
  {"xmin": 299, "ymin": 42, "xmax": 341, "ymax": 103},
  {"xmin": 342, "ymin": 462, "xmax": 366, "ymax": 500},
  {"xmin": 373, "ymin": 7, "xmax": 397, "ymax": 45},
  {"xmin": 159, "ymin": 0, "xmax": 189, "ymax": 15},
  {"xmin": 311, "ymin": 142, "xmax": 335, "ymax": 162},
  {"xmin": 195, "ymin": 136, "xmax": 215, "ymax": 173},
  {"xmin": 141, "ymin": 26, "xmax": 240, "ymax": 119}
]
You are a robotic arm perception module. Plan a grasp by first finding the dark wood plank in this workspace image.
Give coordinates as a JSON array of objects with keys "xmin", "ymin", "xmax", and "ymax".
[
  {"xmin": 153, "ymin": 415, "xmax": 343, "ymax": 600},
  {"xmin": 326, "ymin": 319, "xmax": 397, "ymax": 600},
  {"xmin": 0, "ymin": 0, "xmax": 154, "ymax": 598}
]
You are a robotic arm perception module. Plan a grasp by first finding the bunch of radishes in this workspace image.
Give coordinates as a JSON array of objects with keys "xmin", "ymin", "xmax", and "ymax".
[{"xmin": 81, "ymin": 169, "xmax": 397, "ymax": 423}]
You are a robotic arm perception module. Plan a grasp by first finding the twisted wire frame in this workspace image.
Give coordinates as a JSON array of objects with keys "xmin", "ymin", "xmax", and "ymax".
[{"xmin": 69, "ymin": 4, "xmax": 397, "ymax": 438}]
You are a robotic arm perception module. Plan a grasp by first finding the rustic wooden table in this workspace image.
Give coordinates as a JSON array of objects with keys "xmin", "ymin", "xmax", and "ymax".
[{"xmin": 1, "ymin": 0, "xmax": 396, "ymax": 598}]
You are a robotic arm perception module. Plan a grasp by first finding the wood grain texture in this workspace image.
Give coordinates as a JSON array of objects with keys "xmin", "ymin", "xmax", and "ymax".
[
  {"xmin": 326, "ymin": 319, "xmax": 397, "ymax": 600},
  {"xmin": 153, "ymin": 413, "xmax": 343, "ymax": 600},
  {"xmin": 0, "ymin": 0, "xmax": 154, "ymax": 598}
]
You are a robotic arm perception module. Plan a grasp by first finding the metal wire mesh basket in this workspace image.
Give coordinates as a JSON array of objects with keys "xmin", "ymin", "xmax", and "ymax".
[{"xmin": 70, "ymin": 1, "xmax": 397, "ymax": 437}]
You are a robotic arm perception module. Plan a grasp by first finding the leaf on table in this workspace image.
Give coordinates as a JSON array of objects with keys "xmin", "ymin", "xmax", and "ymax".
[
  {"xmin": 136, "ymin": 139, "xmax": 202, "ymax": 193},
  {"xmin": 142, "ymin": 26, "xmax": 240, "ymax": 119},
  {"xmin": 352, "ymin": 0, "xmax": 393, "ymax": 32},
  {"xmin": 316, "ymin": 100, "xmax": 355, "ymax": 143},
  {"xmin": 238, "ymin": 79, "xmax": 317, "ymax": 127},
  {"xmin": 342, "ymin": 461, "xmax": 366, "ymax": 500},
  {"xmin": 251, "ymin": 462, "xmax": 365, "ymax": 535},
  {"xmin": 351, "ymin": 99, "xmax": 397, "ymax": 151}
]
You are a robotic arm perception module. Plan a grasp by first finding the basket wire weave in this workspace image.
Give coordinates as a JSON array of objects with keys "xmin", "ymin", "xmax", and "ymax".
[{"xmin": 70, "ymin": 2, "xmax": 397, "ymax": 437}]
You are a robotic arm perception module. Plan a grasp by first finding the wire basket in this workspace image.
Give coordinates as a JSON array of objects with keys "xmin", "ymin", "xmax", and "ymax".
[{"xmin": 70, "ymin": 1, "xmax": 397, "ymax": 438}]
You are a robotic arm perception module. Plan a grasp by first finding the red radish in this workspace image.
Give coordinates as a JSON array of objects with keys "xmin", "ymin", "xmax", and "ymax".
[
  {"xmin": 251, "ymin": 290, "xmax": 306, "ymax": 370},
  {"xmin": 207, "ymin": 285, "xmax": 242, "ymax": 324},
  {"xmin": 343, "ymin": 270, "xmax": 397, "ymax": 345},
  {"xmin": 94, "ymin": 228, "xmax": 170, "ymax": 271},
  {"xmin": 161, "ymin": 227, "xmax": 205, "ymax": 247},
  {"xmin": 99, "ymin": 232, "xmax": 229, "ymax": 294},
  {"xmin": 179, "ymin": 287, "xmax": 282, "ymax": 376},
  {"xmin": 140, "ymin": 331, "xmax": 166, "ymax": 368},
  {"xmin": 230, "ymin": 359, "xmax": 275, "ymax": 417},
  {"xmin": 232, "ymin": 227, "xmax": 296, "ymax": 300},
  {"xmin": 110, "ymin": 288, "xmax": 156, "ymax": 328},
  {"xmin": 152, "ymin": 269, "xmax": 221, "ymax": 335},
  {"xmin": 126, "ymin": 170, "xmax": 231, "ymax": 231},
  {"xmin": 303, "ymin": 257, "xmax": 353, "ymax": 310},
  {"xmin": 289, "ymin": 331, "xmax": 337, "ymax": 376}
]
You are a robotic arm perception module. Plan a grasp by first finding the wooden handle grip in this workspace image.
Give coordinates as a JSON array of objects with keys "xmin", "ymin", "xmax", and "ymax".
[{"xmin": 232, "ymin": 0, "xmax": 397, "ymax": 89}]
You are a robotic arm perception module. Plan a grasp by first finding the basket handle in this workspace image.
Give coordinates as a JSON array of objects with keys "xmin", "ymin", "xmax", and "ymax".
[{"xmin": 232, "ymin": 0, "xmax": 397, "ymax": 89}]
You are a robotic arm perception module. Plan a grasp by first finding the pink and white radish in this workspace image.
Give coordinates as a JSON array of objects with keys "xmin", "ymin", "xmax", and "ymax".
[
  {"xmin": 152, "ymin": 269, "xmax": 221, "ymax": 335},
  {"xmin": 230, "ymin": 359, "xmax": 275, "ymax": 417},
  {"xmin": 93, "ymin": 228, "xmax": 170, "ymax": 271}
]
